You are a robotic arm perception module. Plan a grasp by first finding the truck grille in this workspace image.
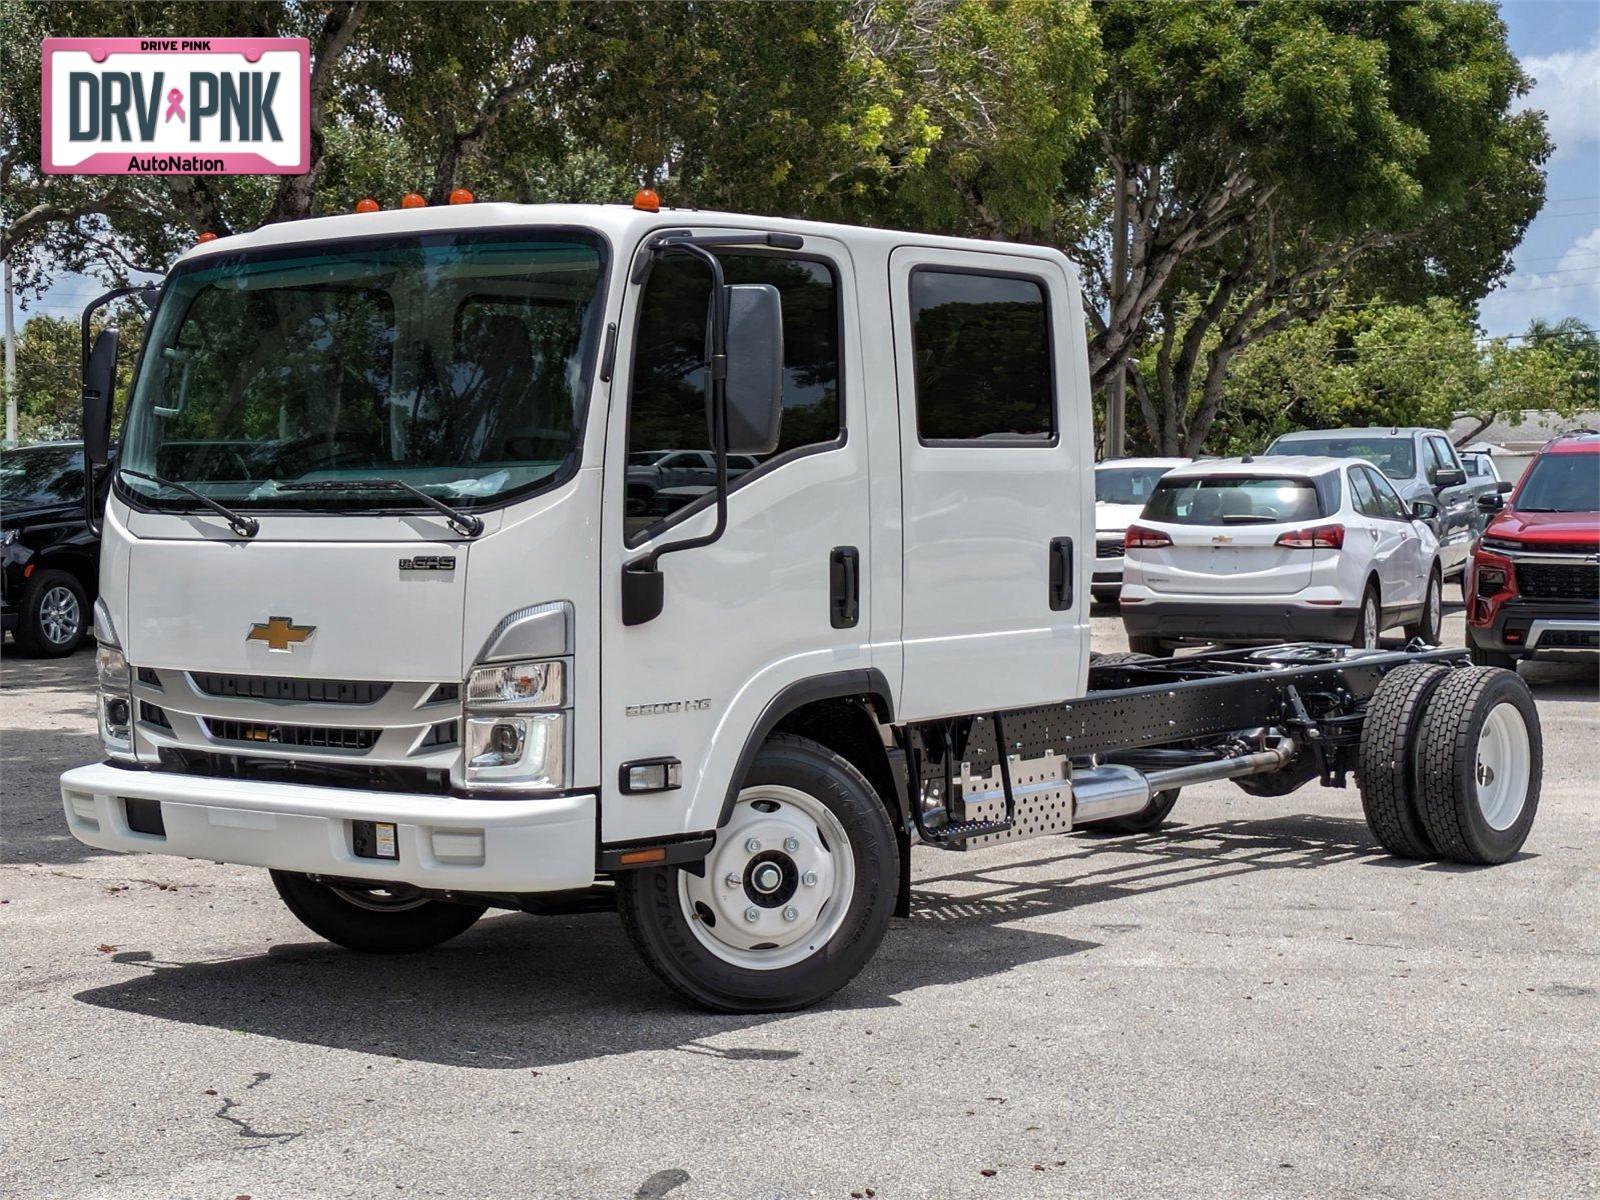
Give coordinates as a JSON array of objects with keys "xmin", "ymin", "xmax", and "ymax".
[
  {"xmin": 202, "ymin": 717, "xmax": 379, "ymax": 751},
  {"xmin": 1096, "ymin": 539, "xmax": 1125, "ymax": 558},
  {"xmin": 1517, "ymin": 562, "xmax": 1600, "ymax": 601},
  {"xmin": 190, "ymin": 672, "xmax": 391, "ymax": 704},
  {"xmin": 1540, "ymin": 629, "xmax": 1599, "ymax": 649}
]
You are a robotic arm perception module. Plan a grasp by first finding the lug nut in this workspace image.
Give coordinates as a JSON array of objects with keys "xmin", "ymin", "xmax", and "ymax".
[
  {"xmin": 724, "ymin": 872, "xmax": 741, "ymax": 888},
  {"xmin": 802, "ymin": 871, "xmax": 818, "ymax": 887},
  {"xmin": 783, "ymin": 836, "xmax": 800, "ymax": 853},
  {"xmin": 744, "ymin": 838, "xmax": 762, "ymax": 854},
  {"xmin": 744, "ymin": 907, "xmax": 759, "ymax": 923},
  {"xmin": 782, "ymin": 906, "xmax": 799, "ymax": 922}
]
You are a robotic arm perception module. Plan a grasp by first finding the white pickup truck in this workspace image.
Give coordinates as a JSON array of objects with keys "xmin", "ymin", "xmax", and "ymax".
[{"xmin": 62, "ymin": 198, "xmax": 1543, "ymax": 1012}]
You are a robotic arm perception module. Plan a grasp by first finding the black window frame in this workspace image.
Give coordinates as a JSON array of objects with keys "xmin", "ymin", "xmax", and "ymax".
[
  {"xmin": 907, "ymin": 264, "xmax": 1059, "ymax": 449},
  {"xmin": 1361, "ymin": 465, "xmax": 1409, "ymax": 521},
  {"xmin": 621, "ymin": 246, "xmax": 848, "ymax": 549}
]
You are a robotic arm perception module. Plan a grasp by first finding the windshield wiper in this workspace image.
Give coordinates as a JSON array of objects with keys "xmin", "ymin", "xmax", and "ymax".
[
  {"xmin": 277, "ymin": 479, "xmax": 484, "ymax": 537},
  {"xmin": 119, "ymin": 469, "xmax": 259, "ymax": 538}
]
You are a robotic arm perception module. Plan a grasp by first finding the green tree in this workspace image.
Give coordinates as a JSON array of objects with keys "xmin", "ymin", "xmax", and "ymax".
[
  {"xmin": 1075, "ymin": 0, "xmax": 1550, "ymax": 454},
  {"xmin": 4, "ymin": 305, "xmax": 145, "ymax": 442}
]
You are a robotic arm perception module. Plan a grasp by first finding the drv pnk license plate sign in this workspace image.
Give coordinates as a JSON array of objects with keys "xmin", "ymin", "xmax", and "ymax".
[{"xmin": 42, "ymin": 38, "xmax": 309, "ymax": 175}]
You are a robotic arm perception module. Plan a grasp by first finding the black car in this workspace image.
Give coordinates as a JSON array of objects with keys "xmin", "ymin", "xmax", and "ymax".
[{"xmin": 2, "ymin": 442, "xmax": 99, "ymax": 656}]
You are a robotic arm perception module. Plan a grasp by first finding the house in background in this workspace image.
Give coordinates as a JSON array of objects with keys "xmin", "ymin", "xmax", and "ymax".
[{"xmin": 1451, "ymin": 410, "xmax": 1600, "ymax": 483}]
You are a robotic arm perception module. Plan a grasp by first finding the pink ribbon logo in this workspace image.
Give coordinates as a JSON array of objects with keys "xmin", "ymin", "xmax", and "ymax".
[{"xmin": 164, "ymin": 87, "xmax": 185, "ymax": 123}]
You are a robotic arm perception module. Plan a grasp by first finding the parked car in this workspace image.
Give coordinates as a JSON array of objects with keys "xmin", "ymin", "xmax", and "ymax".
[
  {"xmin": 625, "ymin": 450, "xmax": 759, "ymax": 516},
  {"xmin": 1263, "ymin": 426, "xmax": 1492, "ymax": 582},
  {"xmin": 1459, "ymin": 449, "xmax": 1503, "ymax": 485},
  {"xmin": 1, "ymin": 441, "xmax": 99, "ymax": 656},
  {"xmin": 1465, "ymin": 430, "xmax": 1599, "ymax": 668},
  {"xmin": 1092, "ymin": 457, "xmax": 1189, "ymax": 602},
  {"xmin": 1120, "ymin": 455, "xmax": 1443, "ymax": 656}
]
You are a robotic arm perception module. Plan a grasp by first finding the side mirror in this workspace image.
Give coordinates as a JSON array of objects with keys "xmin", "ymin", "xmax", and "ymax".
[
  {"xmin": 1410, "ymin": 499, "xmax": 1439, "ymax": 521},
  {"xmin": 718, "ymin": 283, "xmax": 783, "ymax": 456},
  {"xmin": 1477, "ymin": 493, "xmax": 1504, "ymax": 514},
  {"xmin": 1496, "ymin": 480, "xmax": 1514, "ymax": 494},
  {"xmin": 1432, "ymin": 467, "xmax": 1466, "ymax": 489},
  {"xmin": 82, "ymin": 326, "xmax": 121, "ymax": 466}
]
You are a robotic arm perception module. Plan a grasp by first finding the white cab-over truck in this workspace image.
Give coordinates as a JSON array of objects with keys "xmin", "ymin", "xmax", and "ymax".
[{"xmin": 62, "ymin": 200, "xmax": 1544, "ymax": 1012}]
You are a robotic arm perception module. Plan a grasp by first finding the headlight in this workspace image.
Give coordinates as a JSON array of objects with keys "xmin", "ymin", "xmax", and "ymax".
[
  {"xmin": 465, "ymin": 713, "xmax": 567, "ymax": 787},
  {"xmin": 466, "ymin": 660, "xmax": 565, "ymax": 710},
  {"xmin": 95, "ymin": 644, "xmax": 135, "ymax": 759},
  {"xmin": 462, "ymin": 657, "xmax": 570, "ymax": 791},
  {"xmin": 1, "ymin": 529, "xmax": 16, "ymax": 546}
]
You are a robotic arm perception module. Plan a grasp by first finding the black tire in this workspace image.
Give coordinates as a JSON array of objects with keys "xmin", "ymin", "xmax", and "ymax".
[
  {"xmin": 1403, "ymin": 567, "xmax": 1443, "ymax": 645},
  {"xmin": 14, "ymin": 568, "xmax": 89, "ymax": 657},
  {"xmin": 1466, "ymin": 628, "xmax": 1517, "ymax": 670},
  {"xmin": 1126, "ymin": 634, "xmax": 1173, "ymax": 658},
  {"xmin": 1351, "ymin": 582, "xmax": 1381, "ymax": 650},
  {"xmin": 1091, "ymin": 587, "xmax": 1120, "ymax": 607},
  {"xmin": 1355, "ymin": 662, "xmax": 1450, "ymax": 859},
  {"xmin": 1412, "ymin": 667, "xmax": 1542, "ymax": 865},
  {"xmin": 269, "ymin": 871, "xmax": 486, "ymax": 953},
  {"xmin": 1077, "ymin": 787, "xmax": 1179, "ymax": 834},
  {"xmin": 616, "ymin": 733, "xmax": 899, "ymax": 1013},
  {"xmin": 1234, "ymin": 757, "xmax": 1320, "ymax": 797}
]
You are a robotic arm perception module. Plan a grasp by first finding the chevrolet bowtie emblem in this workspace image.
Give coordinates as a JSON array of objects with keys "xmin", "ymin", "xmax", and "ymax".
[{"xmin": 246, "ymin": 615, "xmax": 315, "ymax": 653}]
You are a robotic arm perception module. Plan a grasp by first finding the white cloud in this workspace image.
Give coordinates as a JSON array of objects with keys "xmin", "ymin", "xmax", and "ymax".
[
  {"xmin": 1517, "ymin": 30, "xmax": 1600, "ymax": 161},
  {"xmin": 1478, "ymin": 225, "xmax": 1600, "ymax": 336}
]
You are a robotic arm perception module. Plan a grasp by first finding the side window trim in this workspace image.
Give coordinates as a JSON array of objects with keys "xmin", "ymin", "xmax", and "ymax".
[
  {"xmin": 907, "ymin": 263, "xmax": 1059, "ymax": 448},
  {"xmin": 621, "ymin": 245, "xmax": 850, "ymax": 549},
  {"xmin": 1364, "ymin": 465, "xmax": 1406, "ymax": 521}
]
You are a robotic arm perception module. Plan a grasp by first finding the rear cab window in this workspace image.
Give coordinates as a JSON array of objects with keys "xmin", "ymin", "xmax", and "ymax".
[
  {"xmin": 908, "ymin": 270, "xmax": 1054, "ymax": 444},
  {"xmin": 1144, "ymin": 475, "xmax": 1331, "ymax": 525}
]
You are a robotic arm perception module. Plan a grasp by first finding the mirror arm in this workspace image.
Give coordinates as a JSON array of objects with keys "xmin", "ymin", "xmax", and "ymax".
[{"xmin": 79, "ymin": 285, "xmax": 146, "ymax": 537}]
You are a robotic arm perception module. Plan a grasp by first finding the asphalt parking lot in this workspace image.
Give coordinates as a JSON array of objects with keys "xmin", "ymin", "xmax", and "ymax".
[{"xmin": 3, "ymin": 603, "xmax": 1596, "ymax": 1200}]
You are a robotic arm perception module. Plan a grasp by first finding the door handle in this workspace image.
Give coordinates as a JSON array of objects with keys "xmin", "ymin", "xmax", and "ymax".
[
  {"xmin": 1049, "ymin": 536, "xmax": 1074, "ymax": 611},
  {"xmin": 830, "ymin": 546, "xmax": 860, "ymax": 629}
]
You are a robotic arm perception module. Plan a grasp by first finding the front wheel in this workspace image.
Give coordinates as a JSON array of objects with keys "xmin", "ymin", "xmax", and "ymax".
[
  {"xmin": 1126, "ymin": 634, "xmax": 1173, "ymax": 658},
  {"xmin": 14, "ymin": 568, "xmax": 88, "ymax": 657},
  {"xmin": 1466, "ymin": 628, "xmax": 1518, "ymax": 670},
  {"xmin": 616, "ymin": 734, "xmax": 898, "ymax": 1012},
  {"xmin": 1351, "ymin": 584, "xmax": 1381, "ymax": 649},
  {"xmin": 270, "ymin": 871, "xmax": 486, "ymax": 953}
]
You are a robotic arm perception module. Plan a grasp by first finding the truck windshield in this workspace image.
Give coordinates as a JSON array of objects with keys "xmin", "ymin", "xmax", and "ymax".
[
  {"xmin": 1266, "ymin": 435, "xmax": 1415, "ymax": 480},
  {"xmin": 118, "ymin": 231, "xmax": 606, "ymax": 513},
  {"xmin": 1515, "ymin": 452, "xmax": 1599, "ymax": 512}
]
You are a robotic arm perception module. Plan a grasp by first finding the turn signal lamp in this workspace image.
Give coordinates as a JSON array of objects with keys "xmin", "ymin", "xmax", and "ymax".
[
  {"xmin": 355, "ymin": 197, "xmax": 380, "ymax": 213},
  {"xmin": 633, "ymin": 188, "xmax": 661, "ymax": 213},
  {"xmin": 401, "ymin": 192, "xmax": 427, "ymax": 209},
  {"xmin": 448, "ymin": 187, "xmax": 474, "ymax": 205},
  {"xmin": 196, "ymin": 232, "xmax": 218, "ymax": 243}
]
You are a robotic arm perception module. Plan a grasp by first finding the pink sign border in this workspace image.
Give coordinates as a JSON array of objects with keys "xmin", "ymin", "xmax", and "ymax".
[{"xmin": 41, "ymin": 36, "xmax": 311, "ymax": 175}]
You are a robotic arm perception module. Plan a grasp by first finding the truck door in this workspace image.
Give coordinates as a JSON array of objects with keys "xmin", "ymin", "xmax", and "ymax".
[
  {"xmin": 887, "ymin": 246, "xmax": 1092, "ymax": 720},
  {"xmin": 598, "ymin": 236, "xmax": 876, "ymax": 842}
]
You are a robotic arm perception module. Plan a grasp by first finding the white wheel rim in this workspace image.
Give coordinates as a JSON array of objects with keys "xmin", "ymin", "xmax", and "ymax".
[
  {"xmin": 328, "ymin": 883, "xmax": 429, "ymax": 912},
  {"xmin": 1426, "ymin": 578, "xmax": 1441, "ymax": 638},
  {"xmin": 1474, "ymin": 702, "xmax": 1531, "ymax": 831},
  {"xmin": 678, "ymin": 784, "xmax": 855, "ymax": 971},
  {"xmin": 39, "ymin": 585, "xmax": 81, "ymax": 645}
]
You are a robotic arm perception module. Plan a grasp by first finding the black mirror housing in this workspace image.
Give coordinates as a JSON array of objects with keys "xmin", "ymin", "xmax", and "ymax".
[
  {"xmin": 720, "ymin": 283, "xmax": 784, "ymax": 456},
  {"xmin": 1432, "ymin": 467, "xmax": 1467, "ymax": 489},
  {"xmin": 1496, "ymin": 479, "xmax": 1514, "ymax": 494},
  {"xmin": 82, "ymin": 326, "xmax": 120, "ymax": 466},
  {"xmin": 1477, "ymin": 493, "xmax": 1504, "ymax": 513}
]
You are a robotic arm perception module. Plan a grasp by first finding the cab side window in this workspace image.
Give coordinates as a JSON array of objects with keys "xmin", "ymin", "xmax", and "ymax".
[
  {"xmin": 1363, "ymin": 466, "xmax": 1407, "ymax": 519},
  {"xmin": 1425, "ymin": 435, "xmax": 1461, "ymax": 480},
  {"xmin": 625, "ymin": 252, "xmax": 842, "ymax": 544},
  {"xmin": 909, "ymin": 269, "xmax": 1054, "ymax": 443}
]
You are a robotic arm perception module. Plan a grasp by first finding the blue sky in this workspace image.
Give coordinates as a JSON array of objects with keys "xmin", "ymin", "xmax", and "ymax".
[
  {"xmin": 22, "ymin": 2, "xmax": 1600, "ymax": 339},
  {"xmin": 1478, "ymin": 0, "xmax": 1600, "ymax": 337}
]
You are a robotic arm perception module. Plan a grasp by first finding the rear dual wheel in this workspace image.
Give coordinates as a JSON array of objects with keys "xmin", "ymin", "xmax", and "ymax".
[{"xmin": 1357, "ymin": 664, "xmax": 1540, "ymax": 864}]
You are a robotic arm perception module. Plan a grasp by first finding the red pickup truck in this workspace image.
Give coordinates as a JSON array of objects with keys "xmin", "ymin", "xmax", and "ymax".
[{"xmin": 1466, "ymin": 430, "xmax": 1600, "ymax": 668}]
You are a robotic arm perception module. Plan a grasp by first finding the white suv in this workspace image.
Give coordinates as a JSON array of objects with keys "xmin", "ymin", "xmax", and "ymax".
[
  {"xmin": 1120, "ymin": 456, "xmax": 1444, "ymax": 656},
  {"xmin": 1092, "ymin": 457, "xmax": 1190, "ymax": 602}
]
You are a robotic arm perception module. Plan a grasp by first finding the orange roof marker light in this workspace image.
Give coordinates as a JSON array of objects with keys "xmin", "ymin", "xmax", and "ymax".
[
  {"xmin": 448, "ymin": 187, "xmax": 474, "ymax": 205},
  {"xmin": 400, "ymin": 192, "xmax": 427, "ymax": 209},
  {"xmin": 633, "ymin": 188, "xmax": 661, "ymax": 213},
  {"xmin": 196, "ymin": 231, "xmax": 218, "ymax": 244},
  {"xmin": 355, "ymin": 197, "xmax": 381, "ymax": 213}
]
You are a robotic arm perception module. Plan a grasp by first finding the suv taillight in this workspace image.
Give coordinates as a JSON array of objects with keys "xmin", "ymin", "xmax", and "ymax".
[
  {"xmin": 1275, "ymin": 523, "xmax": 1344, "ymax": 549},
  {"xmin": 1125, "ymin": 525, "xmax": 1173, "ymax": 549}
]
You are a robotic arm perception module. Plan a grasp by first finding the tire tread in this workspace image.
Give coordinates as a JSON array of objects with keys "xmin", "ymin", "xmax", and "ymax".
[{"xmin": 1357, "ymin": 662, "xmax": 1448, "ymax": 859}]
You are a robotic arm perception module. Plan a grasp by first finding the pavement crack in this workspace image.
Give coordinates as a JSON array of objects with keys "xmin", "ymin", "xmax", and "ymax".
[{"xmin": 212, "ymin": 1095, "xmax": 302, "ymax": 1144}]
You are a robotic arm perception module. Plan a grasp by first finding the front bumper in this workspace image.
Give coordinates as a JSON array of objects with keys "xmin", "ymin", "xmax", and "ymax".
[
  {"xmin": 1468, "ymin": 599, "xmax": 1600, "ymax": 660},
  {"xmin": 1121, "ymin": 599, "xmax": 1360, "ymax": 644},
  {"xmin": 60, "ymin": 762, "xmax": 596, "ymax": 892}
]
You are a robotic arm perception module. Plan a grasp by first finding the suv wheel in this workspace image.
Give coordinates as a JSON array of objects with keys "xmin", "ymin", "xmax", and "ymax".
[
  {"xmin": 1403, "ymin": 568, "xmax": 1443, "ymax": 645},
  {"xmin": 14, "ymin": 569, "xmax": 89, "ymax": 657}
]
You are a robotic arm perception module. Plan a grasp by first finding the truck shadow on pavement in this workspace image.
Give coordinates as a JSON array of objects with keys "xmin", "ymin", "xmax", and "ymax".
[{"xmin": 72, "ymin": 810, "xmax": 1451, "ymax": 1071}]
